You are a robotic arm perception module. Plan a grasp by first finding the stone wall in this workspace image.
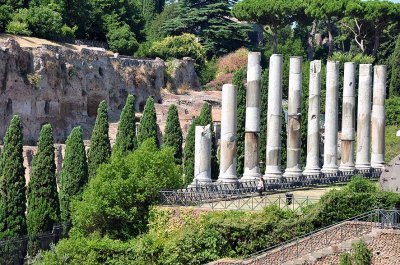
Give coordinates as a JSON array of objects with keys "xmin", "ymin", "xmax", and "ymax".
[{"xmin": 0, "ymin": 38, "xmax": 200, "ymax": 143}]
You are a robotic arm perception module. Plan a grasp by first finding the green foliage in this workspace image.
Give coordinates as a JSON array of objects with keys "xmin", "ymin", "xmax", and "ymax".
[
  {"xmin": 138, "ymin": 97, "xmax": 159, "ymax": 147},
  {"xmin": 27, "ymin": 124, "xmax": 59, "ymax": 255},
  {"xmin": 5, "ymin": 21, "xmax": 31, "ymax": 36},
  {"xmin": 281, "ymin": 108, "xmax": 287, "ymax": 169},
  {"xmin": 141, "ymin": 0, "xmax": 165, "ymax": 23},
  {"xmin": 59, "ymin": 126, "xmax": 88, "ymax": 223},
  {"xmin": 259, "ymin": 70, "xmax": 268, "ymax": 174},
  {"xmin": 163, "ymin": 104, "xmax": 183, "ymax": 164},
  {"xmin": 198, "ymin": 103, "xmax": 219, "ymax": 180},
  {"xmin": 143, "ymin": 3, "xmax": 177, "ymax": 42},
  {"xmin": 385, "ymin": 96, "xmax": 400, "ymax": 126},
  {"xmin": 161, "ymin": 0, "xmax": 250, "ymax": 57},
  {"xmin": 148, "ymin": 34, "xmax": 206, "ymax": 65},
  {"xmin": 352, "ymin": 240, "xmax": 372, "ymax": 265},
  {"xmin": 0, "ymin": 5, "xmax": 12, "ymax": 32},
  {"xmin": 390, "ymin": 37, "xmax": 400, "ymax": 96},
  {"xmin": 26, "ymin": 6, "xmax": 70, "ymax": 39},
  {"xmin": 198, "ymin": 58, "xmax": 217, "ymax": 86},
  {"xmin": 232, "ymin": 69, "xmax": 246, "ymax": 176},
  {"xmin": 330, "ymin": 52, "xmax": 375, "ymax": 64},
  {"xmin": 113, "ymin": 95, "xmax": 136, "ymax": 156},
  {"xmin": 384, "ymin": 125, "xmax": 400, "ymax": 163},
  {"xmin": 183, "ymin": 117, "xmax": 199, "ymax": 185},
  {"xmin": 88, "ymin": 100, "xmax": 111, "ymax": 179},
  {"xmin": 106, "ymin": 22, "xmax": 139, "ymax": 55},
  {"xmin": 71, "ymin": 139, "xmax": 181, "ymax": 239},
  {"xmin": 339, "ymin": 252, "xmax": 352, "ymax": 265},
  {"xmin": 0, "ymin": 116, "xmax": 26, "ymax": 238}
]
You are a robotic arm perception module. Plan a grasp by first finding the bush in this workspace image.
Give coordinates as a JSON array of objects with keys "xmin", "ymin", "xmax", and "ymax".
[
  {"xmin": 71, "ymin": 139, "xmax": 181, "ymax": 240},
  {"xmin": 329, "ymin": 52, "xmax": 375, "ymax": 64},
  {"xmin": 5, "ymin": 21, "xmax": 31, "ymax": 36},
  {"xmin": 385, "ymin": 125, "xmax": 400, "ymax": 163},
  {"xmin": 216, "ymin": 48, "xmax": 248, "ymax": 76},
  {"xmin": 198, "ymin": 58, "xmax": 217, "ymax": 86},
  {"xmin": 204, "ymin": 73, "xmax": 233, "ymax": 91},
  {"xmin": 148, "ymin": 34, "xmax": 206, "ymax": 65},
  {"xmin": 0, "ymin": 5, "xmax": 12, "ymax": 32},
  {"xmin": 386, "ymin": 96, "xmax": 400, "ymax": 126},
  {"xmin": 26, "ymin": 7, "xmax": 64, "ymax": 39},
  {"xmin": 106, "ymin": 22, "xmax": 139, "ymax": 55}
]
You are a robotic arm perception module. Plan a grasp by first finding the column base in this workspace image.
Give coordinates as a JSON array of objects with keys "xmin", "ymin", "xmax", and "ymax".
[
  {"xmin": 188, "ymin": 178, "xmax": 212, "ymax": 188},
  {"xmin": 321, "ymin": 165, "xmax": 339, "ymax": 174},
  {"xmin": 371, "ymin": 163, "xmax": 385, "ymax": 169},
  {"xmin": 241, "ymin": 169, "xmax": 261, "ymax": 181},
  {"xmin": 217, "ymin": 175, "xmax": 239, "ymax": 184},
  {"xmin": 303, "ymin": 167, "xmax": 321, "ymax": 176},
  {"xmin": 263, "ymin": 166, "xmax": 282, "ymax": 180},
  {"xmin": 339, "ymin": 165, "xmax": 356, "ymax": 173},
  {"xmin": 355, "ymin": 164, "xmax": 371, "ymax": 171}
]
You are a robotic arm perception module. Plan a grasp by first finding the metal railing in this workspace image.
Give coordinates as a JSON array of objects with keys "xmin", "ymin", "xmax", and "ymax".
[
  {"xmin": 0, "ymin": 223, "xmax": 70, "ymax": 264},
  {"xmin": 208, "ymin": 209, "xmax": 400, "ymax": 265},
  {"xmin": 160, "ymin": 169, "xmax": 381, "ymax": 206}
]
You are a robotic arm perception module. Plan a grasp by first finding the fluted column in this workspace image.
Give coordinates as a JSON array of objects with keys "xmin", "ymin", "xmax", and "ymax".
[
  {"xmin": 264, "ymin": 54, "xmax": 283, "ymax": 180},
  {"xmin": 339, "ymin": 62, "xmax": 356, "ymax": 173},
  {"xmin": 371, "ymin": 65, "xmax": 387, "ymax": 169},
  {"xmin": 304, "ymin": 60, "xmax": 322, "ymax": 176},
  {"xmin": 322, "ymin": 61, "xmax": 340, "ymax": 174},
  {"xmin": 218, "ymin": 84, "xmax": 238, "ymax": 183},
  {"xmin": 191, "ymin": 125, "xmax": 212, "ymax": 186},
  {"xmin": 284, "ymin": 57, "xmax": 303, "ymax": 179},
  {"xmin": 242, "ymin": 52, "xmax": 261, "ymax": 180},
  {"xmin": 355, "ymin": 64, "xmax": 372, "ymax": 170}
]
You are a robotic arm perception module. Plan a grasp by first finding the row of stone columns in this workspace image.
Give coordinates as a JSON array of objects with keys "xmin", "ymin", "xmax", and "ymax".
[{"xmin": 191, "ymin": 53, "xmax": 387, "ymax": 185}]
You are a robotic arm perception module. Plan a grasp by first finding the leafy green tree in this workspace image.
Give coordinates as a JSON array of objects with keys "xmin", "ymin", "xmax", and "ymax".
[
  {"xmin": 198, "ymin": 102, "xmax": 219, "ymax": 180},
  {"xmin": 26, "ymin": 6, "xmax": 69, "ymax": 39},
  {"xmin": 27, "ymin": 124, "xmax": 59, "ymax": 255},
  {"xmin": 306, "ymin": 0, "xmax": 348, "ymax": 56},
  {"xmin": 260, "ymin": 70, "xmax": 268, "ymax": 174},
  {"xmin": 138, "ymin": 97, "xmax": 159, "ymax": 147},
  {"xmin": 162, "ymin": 0, "xmax": 250, "ymax": 57},
  {"xmin": 106, "ymin": 22, "xmax": 139, "ymax": 55},
  {"xmin": 163, "ymin": 104, "xmax": 183, "ymax": 164},
  {"xmin": 0, "ymin": 5, "xmax": 13, "ymax": 32},
  {"xmin": 232, "ymin": 0, "xmax": 302, "ymax": 53},
  {"xmin": 183, "ymin": 117, "xmax": 199, "ymax": 185},
  {"xmin": 114, "ymin": 95, "xmax": 136, "ymax": 156},
  {"xmin": 141, "ymin": 0, "xmax": 165, "ymax": 23},
  {"xmin": 0, "ymin": 116, "xmax": 26, "ymax": 238},
  {"xmin": 59, "ymin": 126, "xmax": 88, "ymax": 223},
  {"xmin": 88, "ymin": 100, "xmax": 111, "ymax": 179},
  {"xmin": 232, "ymin": 69, "xmax": 246, "ymax": 176},
  {"xmin": 390, "ymin": 37, "xmax": 400, "ymax": 96},
  {"xmin": 71, "ymin": 139, "xmax": 181, "ymax": 239}
]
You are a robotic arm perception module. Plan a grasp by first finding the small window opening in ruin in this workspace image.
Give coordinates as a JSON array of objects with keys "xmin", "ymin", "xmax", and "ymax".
[
  {"xmin": 44, "ymin": 100, "xmax": 50, "ymax": 114},
  {"xmin": 157, "ymin": 99, "xmax": 162, "ymax": 104},
  {"xmin": 98, "ymin": 67, "xmax": 103, "ymax": 77},
  {"xmin": 139, "ymin": 101, "xmax": 146, "ymax": 112},
  {"xmin": 6, "ymin": 99, "xmax": 12, "ymax": 115}
]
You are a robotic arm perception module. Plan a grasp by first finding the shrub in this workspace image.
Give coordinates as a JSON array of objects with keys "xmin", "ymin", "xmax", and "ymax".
[
  {"xmin": 5, "ymin": 21, "xmax": 31, "ymax": 36},
  {"xmin": 0, "ymin": 5, "xmax": 12, "ymax": 32},
  {"xmin": 386, "ymin": 96, "xmax": 400, "ymax": 126},
  {"xmin": 385, "ymin": 125, "xmax": 400, "ymax": 163},
  {"xmin": 26, "ymin": 6, "xmax": 64, "ymax": 39},
  {"xmin": 329, "ymin": 52, "xmax": 375, "ymax": 64},
  {"xmin": 198, "ymin": 58, "xmax": 217, "ymax": 86},
  {"xmin": 106, "ymin": 22, "xmax": 139, "ymax": 55},
  {"xmin": 389, "ymin": 36, "xmax": 400, "ymax": 96},
  {"xmin": 216, "ymin": 48, "xmax": 248, "ymax": 76},
  {"xmin": 352, "ymin": 240, "xmax": 372, "ymax": 265},
  {"xmin": 148, "ymin": 34, "xmax": 206, "ymax": 65},
  {"xmin": 71, "ymin": 139, "xmax": 181, "ymax": 240},
  {"xmin": 204, "ymin": 73, "xmax": 233, "ymax": 91}
]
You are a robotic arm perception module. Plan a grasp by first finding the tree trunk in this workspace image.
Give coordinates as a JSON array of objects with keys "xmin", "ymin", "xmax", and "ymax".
[
  {"xmin": 327, "ymin": 19, "xmax": 334, "ymax": 57},
  {"xmin": 372, "ymin": 29, "xmax": 380, "ymax": 57},
  {"xmin": 307, "ymin": 20, "xmax": 317, "ymax": 61}
]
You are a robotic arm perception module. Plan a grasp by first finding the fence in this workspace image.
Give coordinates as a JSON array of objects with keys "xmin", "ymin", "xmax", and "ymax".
[
  {"xmin": 208, "ymin": 209, "xmax": 400, "ymax": 265},
  {"xmin": 159, "ymin": 169, "xmax": 381, "ymax": 206},
  {"xmin": 0, "ymin": 223, "xmax": 70, "ymax": 265}
]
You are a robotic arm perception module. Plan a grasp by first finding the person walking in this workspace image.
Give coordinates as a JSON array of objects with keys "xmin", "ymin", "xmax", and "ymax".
[{"xmin": 256, "ymin": 177, "xmax": 265, "ymax": 197}]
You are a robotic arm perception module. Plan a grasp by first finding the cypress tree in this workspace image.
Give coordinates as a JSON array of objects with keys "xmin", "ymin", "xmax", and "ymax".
[
  {"xmin": 259, "ymin": 70, "xmax": 268, "ymax": 174},
  {"xmin": 138, "ymin": 97, "xmax": 159, "ymax": 147},
  {"xmin": 232, "ymin": 68, "xmax": 246, "ymax": 176},
  {"xmin": 0, "ymin": 115, "xmax": 26, "ymax": 238},
  {"xmin": 59, "ymin": 126, "xmax": 88, "ymax": 223},
  {"xmin": 198, "ymin": 102, "xmax": 219, "ymax": 180},
  {"xmin": 281, "ymin": 108, "xmax": 287, "ymax": 170},
  {"xmin": 27, "ymin": 124, "xmax": 59, "ymax": 255},
  {"xmin": 183, "ymin": 117, "xmax": 199, "ymax": 185},
  {"xmin": 389, "ymin": 36, "xmax": 400, "ymax": 97},
  {"xmin": 113, "ymin": 95, "xmax": 136, "ymax": 156},
  {"xmin": 163, "ymin": 104, "xmax": 183, "ymax": 164},
  {"xmin": 88, "ymin": 100, "xmax": 111, "ymax": 179}
]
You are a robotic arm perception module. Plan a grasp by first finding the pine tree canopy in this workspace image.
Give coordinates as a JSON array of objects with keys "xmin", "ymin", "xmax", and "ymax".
[
  {"xmin": 138, "ymin": 97, "xmax": 159, "ymax": 147},
  {"xmin": 0, "ymin": 115, "xmax": 26, "ymax": 238},
  {"xmin": 114, "ymin": 95, "xmax": 136, "ymax": 156},
  {"xmin": 163, "ymin": 104, "xmax": 183, "ymax": 164},
  {"xmin": 59, "ymin": 126, "xmax": 88, "ymax": 223},
  {"xmin": 88, "ymin": 100, "xmax": 111, "ymax": 179}
]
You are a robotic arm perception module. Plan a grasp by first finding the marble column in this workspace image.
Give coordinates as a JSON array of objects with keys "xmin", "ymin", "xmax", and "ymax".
[
  {"xmin": 304, "ymin": 60, "xmax": 322, "ymax": 176},
  {"xmin": 339, "ymin": 62, "xmax": 356, "ymax": 173},
  {"xmin": 191, "ymin": 125, "xmax": 212, "ymax": 186},
  {"xmin": 242, "ymin": 52, "xmax": 261, "ymax": 180},
  {"xmin": 264, "ymin": 54, "xmax": 283, "ymax": 180},
  {"xmin": 355, "ymin": 64, "xmax": 372, "ymax": 170},
  {"xmin": 284, "ymin": 56, "xmax": 303, "ymax": 179},
  {"xmin": 322, "ymin": 61, "xmax": 340, "ymax": 174},
  {"xmin": 218, "ymin": 84, "xmax": 238, "ymax": 183},
  {"xmin": 371, "ymin": 65, "xmax": 387, "ymax": 169}
]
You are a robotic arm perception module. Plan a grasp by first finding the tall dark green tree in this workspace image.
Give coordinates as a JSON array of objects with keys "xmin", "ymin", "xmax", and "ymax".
[
  {"xmin": 232, "ymin": 69, "xmax": 246, "ymax": 176},
  {"xmin": 88, "ymin": 100, "xmax": 111, "ymax": 179},
  {"xmin": 259, "ymin": 70, "xmax": 268, "ymax": 174},
  {"xmin": 390, "ymin": 36, "xmax": 400, "ymax": 96},
  {"xmin": 27, "ymin": 124, "xmax": 59, "ymax": 255},
  {"xmin": 59, "ymin": 126, "xmax": 88, "ymax": 223},
  {"xmin": 138, "ymin": 97, "xmax": 159, "ymax": 147},
  {"xmin": 113, "ymin": 95, "xmax": 136, "ymax": 156},
  {"xmin": 183, "ymin": 117, "xmax": 199, "ymax": 185},
  {"xmin": 197, "ymin": 102, "xmax": 219, "ymax": 180},
  {"xmin": 281, "ymin": 108, "xmax": 287, "ymax": 170},
  {"xmin": 0, "ymin": 115, "xmax": 26, "ymax": 238},
  {"xmin": 163, "ymin": 104, "xmax": 183, "ymax": 164}
]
